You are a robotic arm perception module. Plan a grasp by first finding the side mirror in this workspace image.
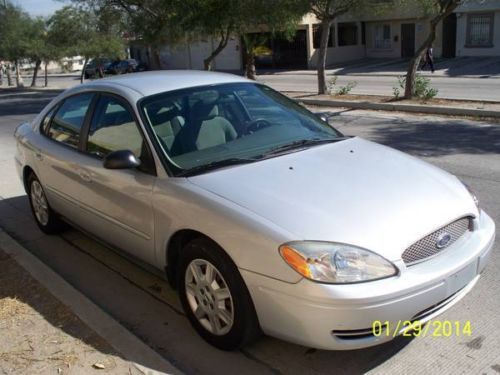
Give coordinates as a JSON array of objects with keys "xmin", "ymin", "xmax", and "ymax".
[{"xmin": 103, "ymin": 150, "xmax": 141, "ymax": 170}]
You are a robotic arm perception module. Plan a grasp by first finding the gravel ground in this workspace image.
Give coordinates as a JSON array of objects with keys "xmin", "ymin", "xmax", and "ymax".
[{"xmin": 0, "ymin": 248, "xmax": 141, "ymax": 375}]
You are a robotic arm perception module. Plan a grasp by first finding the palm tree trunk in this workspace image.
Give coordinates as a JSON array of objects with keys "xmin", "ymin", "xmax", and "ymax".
[
  {"xmin": 44, "ymin": 61, "xmax": 48, "ymax": 87},
  {"xmin": 31, "ymin": 59, "xmax": 41, "ymax": 87},
  {"xmin": 317, "ymin": 19, "xmax": 331, "ymax": 95},
  {"xmin": 245, "ymin": 51, "xmax": 256, "ymax": 80},
  {"xmin": 80, "ymin": 57, "xmax": 88, "ymax": 84}
]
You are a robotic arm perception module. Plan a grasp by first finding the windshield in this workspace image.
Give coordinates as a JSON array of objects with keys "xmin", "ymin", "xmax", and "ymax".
[{"xmin": 140, "ymin": 82, "xmax": 343, "ymax": 175}]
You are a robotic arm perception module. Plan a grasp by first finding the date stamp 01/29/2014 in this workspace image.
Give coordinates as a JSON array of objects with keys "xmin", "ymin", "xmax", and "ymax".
[{"xmin": 372, "ymin": 320, "xmax": 473, "ymax": 338}]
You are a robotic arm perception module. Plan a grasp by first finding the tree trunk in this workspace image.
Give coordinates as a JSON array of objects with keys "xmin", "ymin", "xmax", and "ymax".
[
  {"xmin": 404, "ymin": 27, "xmax": 436, "ymax": 98},
  {"xmin": 31, "ymin": 59, "xmax": 41, "ymax": 87},
  {"xmin": 317, "ymin": 20, "xmax": 331, "ymax": 95},
  {"xmin": 15, "ymin": 60, "xmax": 23, "ymax": 87},
  {"xmin": 153, "ymin": 47, "xmax": 161, "ymax": 69},
  {"xmin": 204, "ymin": 31, "xmax": 230, "ymax": 71},
  {"xmin": 245, "ymin": 51, "xmax": 256, "ymax": 80},
  {"xmin": 6, "ymin": 63, "xmax": 13, "ymax": 86},
  {"xmin": 44, "ymin": 61, "xmax": 48, "ymax": 87},
  {"xmin": 80, "ymin": 57, "xmax": 89, "ymax": 84},
  {"xmin": 404, "ymin": 2, "xmax": 460, "ymax": 98}
]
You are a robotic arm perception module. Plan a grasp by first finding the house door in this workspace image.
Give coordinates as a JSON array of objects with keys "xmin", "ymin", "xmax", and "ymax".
[
  {"xmin": 401, "ymin": 23, "xmax": 415, "ymax": 58},
  {"xmin": 442, "ymin": 13, "xmax": 457, "ymax": 58}
]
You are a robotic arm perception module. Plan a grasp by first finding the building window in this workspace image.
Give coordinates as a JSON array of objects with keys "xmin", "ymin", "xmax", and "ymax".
[
  {"xmin": 313, "ymin": 24, "xmax": 334, "ymax": 49},
  {"xmin": 338, "ymin": 22, "xmax": 358, "ymax": 46},
  {"xmin": 374, "ymin": 24, "xmax": 391, "ymax": 49},
  {"xmin": 466, "ymin": 13, "xmax": 494, "ymax": 47}
]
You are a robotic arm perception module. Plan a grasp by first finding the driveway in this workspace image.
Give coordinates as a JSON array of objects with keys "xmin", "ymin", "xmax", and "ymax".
[{"xmin": 1, "ymin": 91, "xmax": 499, "ymax": 374}]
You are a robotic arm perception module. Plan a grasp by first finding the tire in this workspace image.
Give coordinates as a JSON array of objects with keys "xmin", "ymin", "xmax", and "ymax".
[
  {"xmin": 27, "ymin": 173, "xmax": 66, "ymax": 234},
  {"xmin": 178, "ymin": 238, "xmax": 261, "ymax": 350}
]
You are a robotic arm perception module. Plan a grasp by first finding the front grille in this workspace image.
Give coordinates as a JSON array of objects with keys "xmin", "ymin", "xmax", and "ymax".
[{"xmin": 402, "ymin": 217, "xmax": 472, "ymax": 265}]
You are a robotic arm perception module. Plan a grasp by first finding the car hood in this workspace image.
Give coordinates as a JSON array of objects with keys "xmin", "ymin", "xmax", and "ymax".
[{"xmin": 188, "ymin": 137, "xmax": 477, "ymax": 261}]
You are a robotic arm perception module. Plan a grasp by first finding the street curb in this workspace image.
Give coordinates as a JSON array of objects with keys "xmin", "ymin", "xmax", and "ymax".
[
  {"xmin": 296, "ymin": 97, "xmax": 500, "ymax": 119},
  {"xmin": 0, "ymin": 228, "xmax": 182, "ymax": 375}
]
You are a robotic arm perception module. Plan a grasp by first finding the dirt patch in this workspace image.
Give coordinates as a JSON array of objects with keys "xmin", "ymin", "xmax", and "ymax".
[{"xmin": 0, "ymin": 248, "xmax": 135, "ymax": 374}]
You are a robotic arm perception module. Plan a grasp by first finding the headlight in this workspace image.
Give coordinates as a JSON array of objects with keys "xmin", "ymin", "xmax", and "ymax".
[
  {"xmin": 462, "ymin": 181, "xmax": 480, "ymax": 210},
  {"xmin": 279, "ymin": 241, "xmax": 398, "ymax": 284}
]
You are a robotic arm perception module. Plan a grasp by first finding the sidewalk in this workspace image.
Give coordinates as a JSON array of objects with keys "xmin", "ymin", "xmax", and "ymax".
[
  {"xmin": 263, "ymin": 56, "xmax": 500, "ymax": 78},
  {"xmin": 0, "ymin": 229, "xmax": 180, "ymax": 375}
]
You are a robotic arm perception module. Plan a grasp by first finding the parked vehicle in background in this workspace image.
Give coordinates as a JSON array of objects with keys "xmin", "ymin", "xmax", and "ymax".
[
  {"xmin": 105, "ymin": 59, "xmax": 139, "ymax": 75},
  {"xmin": 136, "ymin": 61, "xmax": 148, "ymax": 72},
  {"xmin": 84, "ymin": 58, "xmax": 113, "ymax": 79}
]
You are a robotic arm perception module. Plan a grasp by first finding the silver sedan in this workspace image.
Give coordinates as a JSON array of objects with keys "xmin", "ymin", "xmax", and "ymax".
[{"xmin": 14, "ymin": 71, "xmax": 495, "ymax": 350}]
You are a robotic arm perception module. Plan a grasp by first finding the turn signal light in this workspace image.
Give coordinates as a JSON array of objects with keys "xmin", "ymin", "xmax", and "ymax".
[{"xmin": 279, "ymin": 246, "xmax": 312, "ymax": 278}]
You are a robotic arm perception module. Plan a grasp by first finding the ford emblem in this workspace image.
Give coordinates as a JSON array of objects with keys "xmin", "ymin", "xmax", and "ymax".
[{"xmin": 436, "ymin": 233, "xmax": 452, "ymax": 249}]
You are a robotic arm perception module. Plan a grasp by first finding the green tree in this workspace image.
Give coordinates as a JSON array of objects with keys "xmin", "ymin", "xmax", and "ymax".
[
  {"xmin": 182, "ymin": 0, "xmax": 308, "ymax": 71},
  {"xmin": 48, "ymin": 6, "xmax": 125, "ymax": 83},
  {"xmin": 0, "ymin": 2, "xmax": 31, "ymax": 86},
  {"xmin": 403, "ymin": 0, "xmax": 464, "ymax": 98},
  {"xmin": 23, "ymin": 17, "xmax": 50, "ymax": 87},
  {"xmin": 308, "ymin": 0, "xmax": 394, "ymax": 95},
  {"xmin": 72, "ymin": 0, "xmax": 184, "ymax": 69}
]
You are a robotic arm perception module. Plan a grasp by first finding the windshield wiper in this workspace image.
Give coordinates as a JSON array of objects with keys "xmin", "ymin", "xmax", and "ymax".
[
  {"xmin": 260, "ymin": 137, "xmax": 346, "ymax": 157},
  {"xmin": 177, "ymin": 157, "xmax": 259, "ymax": 177}
]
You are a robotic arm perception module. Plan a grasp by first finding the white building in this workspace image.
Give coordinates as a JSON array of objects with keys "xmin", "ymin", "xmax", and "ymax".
[{"xmin": 131, "ymin": 0, "xmax": 500, "ymax": 71}]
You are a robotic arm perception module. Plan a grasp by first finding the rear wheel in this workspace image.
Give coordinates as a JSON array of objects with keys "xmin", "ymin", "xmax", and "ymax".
[
  {"xmin": 27, "ymin": 173, "xmax": 65, "ymax": 234},
  {"xmin": 178, "ymin": 238, "xmax": 261, "ymax": 350}
]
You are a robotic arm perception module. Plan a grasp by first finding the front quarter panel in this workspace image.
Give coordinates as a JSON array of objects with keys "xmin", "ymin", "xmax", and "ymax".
[{"xmin": 153, "ymin": 178, "xmax": 303, "ymax": 283}]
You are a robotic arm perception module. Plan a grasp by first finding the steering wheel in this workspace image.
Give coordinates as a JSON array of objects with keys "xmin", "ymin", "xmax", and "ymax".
[{"xmin": 246, "ymin": 118, "xmax": 272, "ymax": 134}]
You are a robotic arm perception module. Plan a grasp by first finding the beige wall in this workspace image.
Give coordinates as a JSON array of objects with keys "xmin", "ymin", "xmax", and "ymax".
[
  {"xmin": 365, "ymin": 19, "xmax": 443, "ymax": 58},
  {"xmin": 306, "ymin": 21, "xmax": 366, "ymax": 68},
  {"xmin": 157, "ymin": 36, "xmax": 242, "ymax": 71},
  {"xmin": 456, "ymin": 11, "xmax": 500, "ymax": 57}
]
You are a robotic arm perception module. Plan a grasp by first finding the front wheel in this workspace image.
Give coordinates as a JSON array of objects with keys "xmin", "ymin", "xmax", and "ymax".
[
  {"xmin": 27, "ymin": 173, "xmax": 66, "ymax": 234},
  {"xmin": 178, "ymin": 238, "xmax": 261, "ymax": 350}
]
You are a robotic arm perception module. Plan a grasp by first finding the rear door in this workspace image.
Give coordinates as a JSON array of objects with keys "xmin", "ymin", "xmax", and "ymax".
[{"xmin": 36, "ymin": 92, "xmax": 97, "ymax": 224}]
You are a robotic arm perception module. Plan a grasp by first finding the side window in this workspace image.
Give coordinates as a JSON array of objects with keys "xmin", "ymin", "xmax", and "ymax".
[
  {"xmin": 87, "ymin": 96, "xmax": 144, "ymax": 158},
  {"xmin": 47, "ymin": 93, "xmax": 93, "ymax": 148}
]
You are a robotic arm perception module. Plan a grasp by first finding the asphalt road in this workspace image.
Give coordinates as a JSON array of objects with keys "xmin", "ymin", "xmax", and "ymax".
[
  {"xmin": 258, "ymin": 74, "xmax": 500, "ymax": 102},
  {"xmin": 5, "ymin": 70, "xmax": 500, "ymax": 103},
  {"xmin": 1, "ymin": 90, "xmax": 499, "ymax": 374}
]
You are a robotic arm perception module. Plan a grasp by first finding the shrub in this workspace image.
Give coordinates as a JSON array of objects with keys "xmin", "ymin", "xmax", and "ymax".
[
  {"xmin": 327, "ymin": 75, "xmax": 338, "ymax": 95},
  {"xmin": 336, "ymin": 81, "xmax": 357, "ymax": 95},
  {"xmin": 396, "ymin": 74, "xmax": 438, "ymax": 100}
]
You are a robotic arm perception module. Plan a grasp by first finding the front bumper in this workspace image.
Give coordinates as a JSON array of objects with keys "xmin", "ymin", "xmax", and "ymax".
[{"xmin": 242, "ymin": 211, "xmax": 495, "ymax": 350}]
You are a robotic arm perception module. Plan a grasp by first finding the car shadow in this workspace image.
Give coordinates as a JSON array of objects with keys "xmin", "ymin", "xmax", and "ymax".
[
  {"xmin": 0, "ymin": 193, "xmax": 419, "ymax": 375},
  {"xmin": 325, "ymin": 113, "xmax": 500, "ymax": 157}
]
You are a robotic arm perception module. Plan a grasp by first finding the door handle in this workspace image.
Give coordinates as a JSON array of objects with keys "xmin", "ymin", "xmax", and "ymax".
[
  {"xmin": 34, "ymin": 151, "xmax": 43, "ymax": 161},
  {"xmin": 78, "ymin": 170, "xmax": 92, "ymax": 183}
]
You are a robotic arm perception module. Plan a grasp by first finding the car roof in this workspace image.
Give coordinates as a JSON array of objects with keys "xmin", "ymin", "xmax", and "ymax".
[{"xmin": 75, "ymin": 70, "xmax": 252, "ymax": 98}]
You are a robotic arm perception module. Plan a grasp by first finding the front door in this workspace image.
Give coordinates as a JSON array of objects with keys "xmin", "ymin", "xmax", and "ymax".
[
  {"xmin": 73, "ymin": 94, "xmax": 157, "ymax": 264},
  {"xmin": 442, "ymin": 14, "xmax": 457, "ymax": 58},
  {"xmin": 401, "ymin": 23, "xmax": 415, "ymax": 58}
]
